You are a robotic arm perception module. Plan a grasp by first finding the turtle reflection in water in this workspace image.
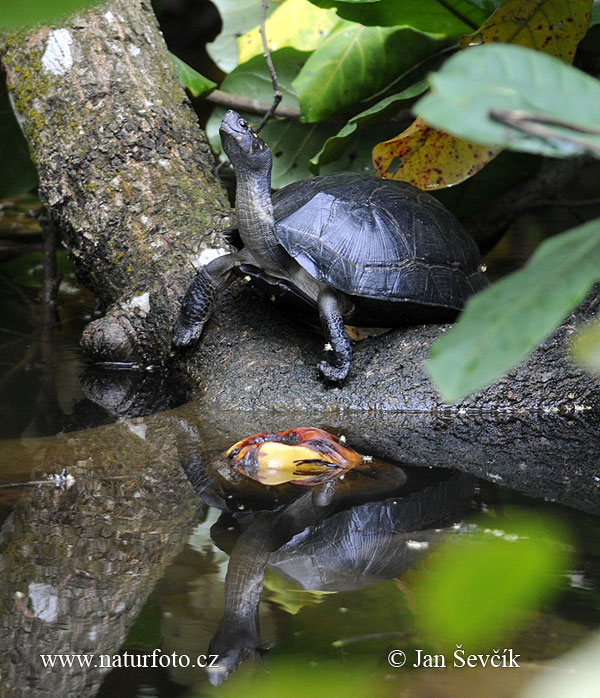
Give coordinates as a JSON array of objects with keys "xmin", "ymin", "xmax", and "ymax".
[
  {"xmin": 226, "ymin": 426, "xmax": 366, "ymax": 487},
  {"xmin": 191, "ymin": 428, "xmax": 474, "ymax": 685},
  {"xmin": 173, "ymin": 110, "xmax": 488, "ymax": 382}
]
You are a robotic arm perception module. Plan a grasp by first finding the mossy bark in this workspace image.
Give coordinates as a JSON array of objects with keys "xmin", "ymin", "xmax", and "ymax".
[{"xmin": 1, "ymin": 0, "xmax": 230, "ymax": 363}]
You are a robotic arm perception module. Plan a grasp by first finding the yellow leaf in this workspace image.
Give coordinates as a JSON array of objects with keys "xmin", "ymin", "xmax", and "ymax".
[
  {"xmin": 373, "ymin": 119, "xmax": 500, "ymax": 189},
  {"xmin": 373, "ymin": 0, "xmax": 592, "ymax": 187},
  {"xmin": 237, "ymin": 0, "xmax": 338, "ymax": 65},
  {"xmin": 460, "ymin": 0, "xmax": 592, "ymax": 64}
]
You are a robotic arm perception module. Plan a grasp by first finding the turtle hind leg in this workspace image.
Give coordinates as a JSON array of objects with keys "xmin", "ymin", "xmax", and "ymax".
[
  {"xmin": 317, "ymin": 288, "xmax": 352, "ymax": 383},
  {"xmin": 172, "ymin": 253, "xmax": 237, "ymax": 349}
]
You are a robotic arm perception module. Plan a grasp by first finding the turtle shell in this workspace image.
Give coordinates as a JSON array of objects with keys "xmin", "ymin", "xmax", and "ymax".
[{"xmin": 272, "ymin": 173, "xmax": 487, "ymax": 312}]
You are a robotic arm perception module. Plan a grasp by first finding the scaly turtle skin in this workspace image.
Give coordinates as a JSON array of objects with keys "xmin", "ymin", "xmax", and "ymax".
[{"xmin": 173, "ymin": 110, "xmax": 488, "ymax": 382}]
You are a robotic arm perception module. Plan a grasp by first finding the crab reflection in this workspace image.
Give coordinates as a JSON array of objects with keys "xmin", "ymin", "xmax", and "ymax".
[{"xmin": 182, "ymin": 438, "xmax": 475, "ymax": 685}]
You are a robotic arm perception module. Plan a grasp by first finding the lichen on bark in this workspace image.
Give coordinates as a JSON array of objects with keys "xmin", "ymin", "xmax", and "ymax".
[{"xmin": 1, "ymin": 0, "xmax": 231, "ymax": 363}]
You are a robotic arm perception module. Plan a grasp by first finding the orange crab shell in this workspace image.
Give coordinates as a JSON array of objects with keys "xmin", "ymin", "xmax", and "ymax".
[{"xmin": 226, "ymin": 427, "xmax": 364, "ymax": 486}]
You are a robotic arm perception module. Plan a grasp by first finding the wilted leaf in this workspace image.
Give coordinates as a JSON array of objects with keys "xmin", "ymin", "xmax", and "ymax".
[
  {"xmin": 237, "ymin": 0, "xmax": 337, "ymax": 65},
  {"xmin": 373, "ymin": 118, "xmax": 500, "ymax": 189},
  {"xmin": 427, "ymin": 217, "xmax": 600, "ymax": 403},
  {"xmin": 205, "ymin": 49, "xmax": 338, "ymax": 188},
  {"xmin": 415, "ymin": 512, "xmax": 570, "ymax": 648},
  {"xmin": 293, "ymin": 21, "xmax": 446, "ymax": 122},
  {"xmin": 309, "ymin": 81, "xmax": 428, "ymax": 173},
  {"xmin": 374, "ymin": 0, "xmax": 591, "ymax": 186},
  {"xmin": 0, "ymin": 93, "xmax": 38, "ymax": 198},
  {"xmin": 572, "ymin": 319, "xmax": 600, "ymax": 376},
  {"xmin": 207, "ymin": 0, "xmax": 279, "ymax": 73},
  {"xmin": 169, "ymin": 54, "xmax": 216, "ymax": 98},
  {"xmin": 460, "ymin": 0, "xmax": 592, "ymax": 62},
  {"xmin": 415, "ymin": 43, "xmax": 600, "ymax": 158},
  {"xmin": 306, "ymin": 0, "xmax": 495, "ymax": 34},
  {"xmin": 0, "ymin": 0, "xmax": 101, "ymax": 28}
]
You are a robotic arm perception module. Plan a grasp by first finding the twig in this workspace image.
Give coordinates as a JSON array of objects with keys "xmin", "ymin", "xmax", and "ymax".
[
  {"xmin": 256, "ymin": 0, "xmax": 282, "ymax": 132},
  {"xmin": 490, "ymin": 109, "xmax": 600, "ymax": 157},
  {"xmin": 490, "ymin": 109, "xmax": 600, "ymax": 136},
  {"xmin": 205, "ymin": 90, "xmax": 299, "ymax": 119}
]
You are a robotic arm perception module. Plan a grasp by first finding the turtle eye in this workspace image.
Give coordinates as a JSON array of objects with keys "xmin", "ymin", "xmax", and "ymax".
[{"xmin": 239, "ymin": 118, "xmax": 248, "ymax": 129}]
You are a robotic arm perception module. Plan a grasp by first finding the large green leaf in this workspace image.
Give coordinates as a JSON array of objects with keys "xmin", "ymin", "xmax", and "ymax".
[
  {"xmin": 207, "ymin": 0, "xmax": 279, "ymax": 73},
  {"xmin": 169, "ymin": 54, "xmax": 216, "ymax": 98},
  {"xmin": 0, "ymin": 0, "xmax": 101, "ymax": 28},
  {"xmin": 307, "ymin": 0, "xmax": 497, "ymax": 32},
  {"xmin": 416, "ymin": 43, "xmax": 600, "ymax": 158},
  {"xmin": 428, "ymin": 217, "xmax": 600, "ymax": 403},
  {"xmin": 205, "ymin": 48, "xmax": 338, "ymax": 188},
  {"xmin": 214, "ymin": 658, "xmax": 385, "ymax": 698},
  {"xmin": 309, "ymin": 81, "xmax": 428, "ymax": 173},
  {"xmin": 292, "ymin": 21, "xmax": 446, "ymax": 122},
  {"xmin": 0, "ymin": 93, "xmax": 38, "ymax": 198},
  {"xmin": 415, "ymin": 512, "xmax": 569, "ymax": 648}
]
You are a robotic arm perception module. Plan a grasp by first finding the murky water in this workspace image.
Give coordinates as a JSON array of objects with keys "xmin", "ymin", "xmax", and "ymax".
[{"xmin": 1, "ymin": 199, "xmax": 599, "ymax": 698}]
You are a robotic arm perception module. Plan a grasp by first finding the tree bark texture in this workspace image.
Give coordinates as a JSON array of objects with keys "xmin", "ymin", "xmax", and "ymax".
[
  {"xmin": 1, "ymin": 0, "xmax": 230, "ymax": 363},
  {"xmin": 171, "ymin": 283, "xmax": 600, "ymax": 413}
]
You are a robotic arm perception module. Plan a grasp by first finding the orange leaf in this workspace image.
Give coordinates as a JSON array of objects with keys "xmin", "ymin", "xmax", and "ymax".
[
  {"xmin": 373, "ymin": 118, "xmax": 500, "ymax": 190},
  {"xmin": 373, "ymin": 0, "xmax": 592, "ymax": 188}
]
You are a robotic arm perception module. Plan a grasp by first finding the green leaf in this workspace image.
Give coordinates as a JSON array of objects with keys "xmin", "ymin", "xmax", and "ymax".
[
  {"xmin": 415, "ymin": 512, "xmax": 570, "ymax": 648},
  {"xmin": 207, "ymin": 0, "xmax": 279, "ymax": 73},
  {"xmin": 0, "ymin": 0, "xmax": 102, "ymax": 28},
  {"xmin": 309, "ymin": 81, "xmax": 428, "ymax": 173},
  {"xmin": 292, "ymin": 21, "xmax": 446, "ymax": 122},
  {"xmin": 169, "ymin": 53, "xmax": 217, "ymax": 98},
  {"xmin": 0, "ymin": 92, "xmax": 38, "ymax": 198},
  {"xmin": 416, "ymin": 43, "xmax": 600, "ymax": 158},
  {"xmin": 572, "ymin": 319, "xmax": 600, "ymax": 376},
  {"xmin": 213, "ymin": 658, "xmax": 386, "ymax": 698},
  {"xmin": 428, "ymin": 217, "xmax": 600, "ymax": 403},
  {"xmin": 308, "ymin": 0, "xmax": 494, "ymax": 32},
  {"xmin": 205, "ymin": 48, "xmax": 339, "ymax": 188}
]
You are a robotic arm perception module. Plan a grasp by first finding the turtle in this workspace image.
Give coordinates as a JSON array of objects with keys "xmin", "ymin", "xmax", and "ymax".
[{"xmin": 172, "ymin": 110, "xmax": 488, "ymax": 382}]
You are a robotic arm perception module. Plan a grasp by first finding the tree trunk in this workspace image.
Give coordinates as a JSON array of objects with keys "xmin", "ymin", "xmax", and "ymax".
[{"xmin": 1, "ymin": 0, "xmax": 230, "ymax": 363}]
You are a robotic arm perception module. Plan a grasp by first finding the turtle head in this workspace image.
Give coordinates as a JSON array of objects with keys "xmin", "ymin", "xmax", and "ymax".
[{"xmin": 220, "ymin": 110, "xmax": 272, "ymax": 175}]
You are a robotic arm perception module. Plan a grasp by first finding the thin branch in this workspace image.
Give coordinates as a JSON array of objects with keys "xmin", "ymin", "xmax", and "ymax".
[
  {"xmin": 490, "ymin": 109, "xmax": 600, "ymax": 157},
  {"xmin": 205, "ymin": 89, "xmax": 299, "ymax": 119},
  {"xmin": 256, "ymin": 0, "xmax": 282, "ymax": 132},
  {"xmin": 490, "ymin": 109, "xmax": 600, "ymax": 136}
]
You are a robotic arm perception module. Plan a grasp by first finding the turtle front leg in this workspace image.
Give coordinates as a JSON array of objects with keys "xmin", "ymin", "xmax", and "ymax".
[
  {"xmin": 173, "ymin": 253, "xmax": 237, "ymax": 349},
  {"xmin": 317, "ymin": 288, "xmax": 352, "ymax": 382}
]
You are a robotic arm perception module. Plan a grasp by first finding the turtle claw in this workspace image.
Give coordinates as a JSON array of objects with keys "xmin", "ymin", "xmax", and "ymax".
[{"xmin": 318, "ymin": 360, "xmax": 349, "ymax": 383}]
